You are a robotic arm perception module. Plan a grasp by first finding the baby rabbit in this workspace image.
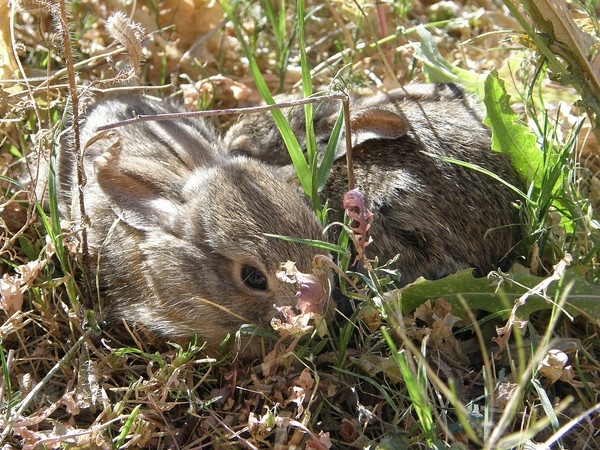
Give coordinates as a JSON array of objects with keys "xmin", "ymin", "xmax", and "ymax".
[
  {"xmin": 58, "ymin": 95, "xmax": 329, "ymax": 349},
  {"xmin": 224, "ymin": 83, "xmax": 522, "ymax": 285}
]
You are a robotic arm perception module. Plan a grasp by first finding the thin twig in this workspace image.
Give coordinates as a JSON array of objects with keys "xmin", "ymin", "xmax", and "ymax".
[
  {"xmin": 0, "ymin": 329, "xmax": 93, "ymax": 442},
  {"xmin": 3, "ymin": 47, "xmax": 128, "ymax": 93},
  {"xmin": 543, "ymin": 402, "xmax": 600, "ymax": 448},
  {"xmin": 94, "ymin": 92, "xmax": 357, "ymax": 192},
  {"xmin": 57, "ymin": 0, "xmax": 89, "ymax": 280},
  {"xmin": 95, "ymin": 93, "xmax": 348, "ymax": 131}
]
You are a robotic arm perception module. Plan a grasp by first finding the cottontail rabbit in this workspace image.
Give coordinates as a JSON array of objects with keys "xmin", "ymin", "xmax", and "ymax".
[
  {"xmin": 58, "ymin": 95, "xmax": 329, "ymax": 348},
  {"xmin": 224, "ymin": 83, "xmax": 522, "ymax": 284}
]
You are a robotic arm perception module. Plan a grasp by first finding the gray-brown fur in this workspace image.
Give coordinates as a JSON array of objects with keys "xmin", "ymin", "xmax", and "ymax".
[
  {"xmin": 58, "ymin": 95, "xmax": 328, "ymax": 347},
  {"xmin": 224, "ymin": 83, "xmax": 522, "ymax": 284}
]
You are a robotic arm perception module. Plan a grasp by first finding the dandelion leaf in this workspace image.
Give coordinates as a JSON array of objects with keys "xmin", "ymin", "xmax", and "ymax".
[
  {"xmin": 397, "ymin": 265, "xmax": 600, "ymax": 319},
  {"xmin": 483, "ymin": 72, "xmax": 543, "ymax": 189}
]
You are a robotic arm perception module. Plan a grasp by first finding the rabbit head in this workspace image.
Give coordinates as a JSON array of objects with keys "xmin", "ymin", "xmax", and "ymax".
[{"xmin": 59, "ymin": 95, "xmax": 330, "ymax": 350}]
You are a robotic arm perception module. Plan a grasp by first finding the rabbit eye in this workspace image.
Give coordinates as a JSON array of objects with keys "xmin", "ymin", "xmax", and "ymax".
[
  {"xmin": 241, "ymin": 265, "xmax": 268, "ymax": 291},
  {"xmin": 230, "ymin": 148, "xmax": 249, "ymax": 157}
]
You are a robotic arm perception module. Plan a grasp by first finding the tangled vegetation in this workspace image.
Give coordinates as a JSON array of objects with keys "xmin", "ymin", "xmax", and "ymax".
[{"xmin": 1, "ymin": 0, "xmax": 599, "ymax": 448}]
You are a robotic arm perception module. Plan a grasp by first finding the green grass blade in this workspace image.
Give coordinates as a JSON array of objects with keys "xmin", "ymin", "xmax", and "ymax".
[
  {"xmin": 382, "ymin": 328, "xmax": 435, "ymax": 445},
  {"xmin": 114, "ymin": 404, "xmax": 141, "ymax": 448},
  {"xmin": 262, "ymin": 0, "xmax": 283, "ymax": 45},
  {"xmin": 263, "ymin": 233, "xmax": 348, "ymax": 255},
  {"xmin": 297, "ymin": 0, "xmax": 319, "ymax": 212},
  {"xmin": 317, "ymin": 105, "xmax": 344, "ymax": 192},
  {"xmin": 219, "ymin": 0, "xmax": 313, "ymax": 200},
  {"xmin": 424, "ymin": 151, "xmax": 531, "ymax": 203}
]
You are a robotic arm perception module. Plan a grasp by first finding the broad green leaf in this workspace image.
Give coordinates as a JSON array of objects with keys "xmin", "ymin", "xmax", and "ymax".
[
  {"xmin": 483, "ymin": 71, "xmax": 542, "ymax": 188},
  {"xmin": 397, "ymin": 265, "xmax": 600, "ymax": 319}
]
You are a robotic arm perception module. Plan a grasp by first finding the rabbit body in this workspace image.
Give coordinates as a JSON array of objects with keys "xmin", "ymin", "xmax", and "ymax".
[
  {"xmin": 58, "ymin": 95, "xmax": 327, "ymax": 347},
  {"xmin": 224, "ymin": 84, "xmax": 522, "ymax": 284}
]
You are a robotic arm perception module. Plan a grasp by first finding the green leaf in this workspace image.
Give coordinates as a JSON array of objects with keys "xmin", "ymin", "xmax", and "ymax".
[
  {"xmin": 413, "ymin": 26, "xmax": 485, "ymax": 95},
  {"xmin": 114, "ymin": 404, "xmax": 141, "ymax": 448},
  {"xmin": 483, "ymin": 71, "xmax": 542, "ymax": 189},
  {"xmin": 398, "ymin": 265, "xmax": 600, "ymax": 319}
]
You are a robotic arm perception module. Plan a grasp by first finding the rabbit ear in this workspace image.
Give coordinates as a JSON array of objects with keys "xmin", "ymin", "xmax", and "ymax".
[
  {"xmin": 350, "ymin": 107, "xmax": 409, "ymax": 147},
  {"xmin": 94, "ymin": 147, "xmax": 182, "ymax": 232},
  {"xmin": 331, "ymin": 107, "xmax": 410, "ymax": 161}
]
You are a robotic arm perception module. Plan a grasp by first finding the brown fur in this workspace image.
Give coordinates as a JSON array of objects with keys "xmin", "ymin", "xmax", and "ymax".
[
  {"xmin": 224, "ymin": 83, "xmax": 523, "ymax": 284},
  {"xmin": 58, "ymin": 95, "xmax": 329, "ymax": 348}
]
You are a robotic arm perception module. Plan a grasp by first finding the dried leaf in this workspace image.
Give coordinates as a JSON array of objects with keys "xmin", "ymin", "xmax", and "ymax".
[
  {"xmin": 339, "ymin": 418, "xmax": 359, "ymax": 442},
  {"xmin": 0, "ymin": 248, "xmax": 53, "ymax": 315},
  {"xmin": 248, "ymin": 409, "xmax": 276, "ymax": 439},
  {"xmin": 184, "ymin": 75, "xmax": 259, "ymax": 110},
  {"xmin": 359, "ymin": 303, "xmax": 382, "ymax": 333},
  {"xmin": 0, "ymin": 275, "xmax": 24, "ymax": 315},
  {"xmin": 523, "ymin": 0, "xmax": 600, "ymax": 99},
  {"xmin": 413, "ymin": 299, "xmax": 468, "ymax": 364},
  {"xmin": 284, "ymin": 369, "xmax": 315, "ymax": 417},
  {"xmin": 305, "ymin": 430, "xmax": 332, "ymax": 450},
  {"xmin": 271, "ymin": 305, "xmax": 313, "ymax": 338},
  {"xmin": 430, "ymin": 310, "xmax": 468, "ymax": 366},
  {"xmin": 61, "ymin": 392, "xmax": 80, "ymax": 416},
  {"xmin": 538, "ymin": 349, "xmax": 573, "ymax": 384},
  {"xmin": 351, "ymin": 354, "xmax": 402, "ymax": 384},
  {"xmin": 496, "ymin": 382, "xmax": 519, "ymax": 408}
]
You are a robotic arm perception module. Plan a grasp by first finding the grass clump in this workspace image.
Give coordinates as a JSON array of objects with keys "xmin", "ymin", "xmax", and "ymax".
[{"xmin": 1, "ymin": 0, "xmax": 599, "ymax": 448}]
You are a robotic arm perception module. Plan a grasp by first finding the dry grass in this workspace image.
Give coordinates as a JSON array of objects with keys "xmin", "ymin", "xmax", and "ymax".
[{"xmin": 1, "ymin": 0, "xmax": 599, "ymax": 448}]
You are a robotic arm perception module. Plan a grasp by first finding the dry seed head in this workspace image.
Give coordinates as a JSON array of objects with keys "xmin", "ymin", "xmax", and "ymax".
[
  {"xmin": 14, "ymin": 0, "xmax": 53, "ymax": 13},
  {"xmin": 106, "ymin": 11, "xmax": 146, "ymax": 72}
]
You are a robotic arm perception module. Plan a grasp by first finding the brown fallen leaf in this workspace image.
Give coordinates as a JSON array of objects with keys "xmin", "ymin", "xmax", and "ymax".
[
  {"xmin": 496, "ymin": 381, "xmax": 519, "ymax": 408},
  {"xmin": 0, "ymin": 243, "xmax": 54, "ymax": 315},
  {"xmin": 339, "ymin": 418, "xmax": 359, "ymax": 442},
  {"xmin": 522, "ymin": 0, "xmax": 600, "ymax": 100},
  {"xmin": 413, "ymin": 299, "xmax": 469, "ymax": 366},
  {"xmin": 538, "ymin": 348, "xmax": 574, "ymax": 385},
  {"xmin": 305, "ymin": 430, "xmax": 332, "ymax": 450},
  {"xmin": 284, "ymin": 368, "xmax": 314, "ymax": 418}
]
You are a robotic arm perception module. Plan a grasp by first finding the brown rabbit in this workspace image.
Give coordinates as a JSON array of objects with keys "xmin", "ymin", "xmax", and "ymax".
[
  {"xmin": 58, "ymin": 95, "xmax": 329, "ymax": 349},
  {"xmin": 224, "ymin": 83, "xmax": 522, "ymax": 285}
]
